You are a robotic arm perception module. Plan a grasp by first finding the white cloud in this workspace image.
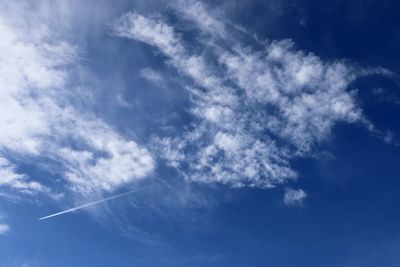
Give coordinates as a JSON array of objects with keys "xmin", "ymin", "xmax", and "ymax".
[
  {"xmin": 0, "ymin": 223, "xmax": 10, "ymax": 235},
  {"xmin": 116, "ymin": 93, "xmax": 133, "ymax": 108},
  {"xmin": 140, "ymin": 67, "xmax": 165, "ymax": 88},
  {"xmin": 0, "ymin": 158, "xmax": 49, "ymax": 194},
  {"xmin": 57, "ymin": 121, "xmax": 155, "ymax": 193},
  {"xmin": 112, "ymin": 3, "xmax": 386, "ymax": 189},
  {"xmin": 283, "ymin": 188, "xmax": 307, "ymax": 207},
  {"xmin": 0, "ymin": 1, "xmax": 154, "ymax": 195},
  {"xmin": 113, "ymin": 12, "xmax": 183, "ymax": 57},
  {"xmin": 0, "ymin": 17, "xmax": 70, "ymax": 156},
  {"xmin": 175, "ymin": 0, "xmax": 227, "ymax": 38},
  {"xmin": 0, "ymin": 211, "xmax": 10, "ymax": 235},
  {"xmin": 109, "ymin": 13, "xmax": 322, "ymax": 188}
]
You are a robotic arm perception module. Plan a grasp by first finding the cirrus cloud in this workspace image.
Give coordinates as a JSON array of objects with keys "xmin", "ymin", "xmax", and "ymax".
[{"xmin": 112, "ymin": 1, "xmax": 389, "ymax": 189}]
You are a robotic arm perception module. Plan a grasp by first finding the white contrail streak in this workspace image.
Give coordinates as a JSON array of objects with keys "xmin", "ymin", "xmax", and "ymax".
[{"xmin": 38, "ymin": 188, "xmax": 144, "ymax": 221}]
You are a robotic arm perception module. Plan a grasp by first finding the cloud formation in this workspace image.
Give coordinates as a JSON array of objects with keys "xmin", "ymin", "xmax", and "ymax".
[
  {"xmin": 0, "ymin": 158, "xmax": 48, "ymax": 194},
  {"xmin": 283, "ymin": 188, "xmax": 307, "ymax": 206},
  {"xmin": 112, "ymin": 1, "xmax": 378, "ymax": 189},
  {"xmin": 0, "ymin": 1, "xmax": 154, "ymax": 195},
  {"xmin": 140, "ymin": 67, "xmax": 165, "ymax": 88},
  {"xmin": 0, "ymin": 224, "xmax": 10, "ymax": 235},
  {"xmin": 0, "ymin": 211, "xmax": 10, "ymax": 235}
]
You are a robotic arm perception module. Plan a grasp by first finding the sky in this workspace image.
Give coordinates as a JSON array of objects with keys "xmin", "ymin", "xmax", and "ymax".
[{"xmin": 1, "ymin": 0, "xmax": 400, "ymax": 266}]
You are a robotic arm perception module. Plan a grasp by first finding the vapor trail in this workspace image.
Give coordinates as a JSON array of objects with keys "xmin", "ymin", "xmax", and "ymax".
[{"xmin": 38, "ymin": 188, "xmax": 144, "ymax": 221}]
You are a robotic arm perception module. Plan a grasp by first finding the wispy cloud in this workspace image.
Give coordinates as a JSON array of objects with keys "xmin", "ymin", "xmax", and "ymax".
[
  {"xmin": 0, "ymin": 158, "xmax": 49, "ymax": 194},
  {"xmin": 174, "ymin": 0, "xmax": 227, "ymax": 38},
  {"xmin": 112, "ymin": 2, "xmax": 388, "ymax": 189},
  {"xmin": 0, "ymin": 211, "xmax": 10, "ymax": 235},
  {"xmin": 0, "ymin": 1, "xmax": 155, "ymax": 196},
  {"xmin": 140, "ymin": 67, "xmax": 166, "ymax": 88}
]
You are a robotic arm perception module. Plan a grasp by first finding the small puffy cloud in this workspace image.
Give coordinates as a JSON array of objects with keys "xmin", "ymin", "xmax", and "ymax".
[
  {"xmin": 0, "ymin": 223, "xmax": 10, "ymax": 235},
  {"xmin": 140, "ymin": 67, "xmax": 165, "ymax": 88},
  {"xmin": 372, "ymin": 88, "xmax": 384, "ymax": 95},
  {"xmin": 283, "ymin": 188, "xmax": 307, "ymax": 207},
  {"xmin": 0, "ymin": 211, "xmax": 10, "ymax": 236}
]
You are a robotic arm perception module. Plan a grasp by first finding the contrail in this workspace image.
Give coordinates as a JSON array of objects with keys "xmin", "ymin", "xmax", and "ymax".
[{"xmin": 38, "ymin": 187, "xmax": 144, "ymax": 221}]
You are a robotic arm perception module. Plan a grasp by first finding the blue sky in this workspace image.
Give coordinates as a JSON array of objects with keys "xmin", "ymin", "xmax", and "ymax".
[{"xmin": 1, "ymin": 0, "xmax": 400, "ymax": 266}]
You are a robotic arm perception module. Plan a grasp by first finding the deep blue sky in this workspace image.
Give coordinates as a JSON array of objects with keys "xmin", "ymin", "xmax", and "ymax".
[{"xmin": 1, "ymin": 1, "xmax": 400, "ymax": 266}]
